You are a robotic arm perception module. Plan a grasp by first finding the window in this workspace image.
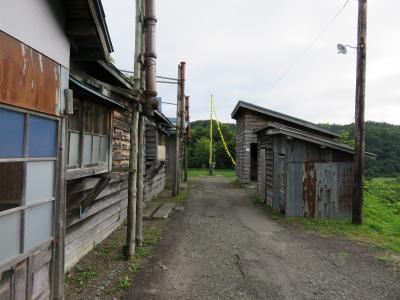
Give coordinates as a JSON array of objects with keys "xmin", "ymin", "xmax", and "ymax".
[
  {"xmin": 157, "ymin": 132, "xmax": 166, "ymax": 161},
  {"xmin": 67, "ymin": 98, "xmax": 111, "ymax": 176},
  {"xmin": 0, "ymin": 107, "xmax": 56, "ymax": 264}
]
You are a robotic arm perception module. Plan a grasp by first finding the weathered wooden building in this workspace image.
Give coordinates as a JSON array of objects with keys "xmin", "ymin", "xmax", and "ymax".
[
  {"xmin": 0, "ymin": 0, "xmax": 175, "ymax": 298},
  {"xmin": 232, "ymin": 101, "xmax": 373, "ymax": 219}
]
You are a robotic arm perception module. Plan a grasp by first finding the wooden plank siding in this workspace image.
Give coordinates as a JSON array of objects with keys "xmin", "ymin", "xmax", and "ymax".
[
  {"xmin": 65, "ymin": 105, "xmax": 132, "ymax": 270},
  {"xmin": 144, "ymin": 162, "xmax": 166, "ymax": 203},
  {"xmin": 235, "ymin": 111, "xmax": 268, "ymax": 184}
]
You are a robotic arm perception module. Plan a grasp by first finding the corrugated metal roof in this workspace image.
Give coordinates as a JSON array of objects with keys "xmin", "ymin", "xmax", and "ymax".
[
  {"xmin": 231, "ymin": 100, "xmax": 341, "ymax": 138},
  {"xmin": 256, "ymin": 121, "xmax": 376, "ymax": 158},
  {"xmin": 70, "ymin": 76, "xmax": 126, "ymax": 110}
]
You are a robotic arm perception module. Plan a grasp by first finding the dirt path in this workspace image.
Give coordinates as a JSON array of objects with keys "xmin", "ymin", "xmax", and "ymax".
[{"xmin": 125, "ymin": 177, "xmax": 400, "ymax": 300}]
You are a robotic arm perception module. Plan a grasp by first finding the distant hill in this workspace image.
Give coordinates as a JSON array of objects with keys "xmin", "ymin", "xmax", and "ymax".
[
  {"xmin": 190, "ymin": 120, "xmax": 399, "ymax": 178},
  {"xmin": 320, "ymin": 122, "xmax": 400, "ymax": 178}
]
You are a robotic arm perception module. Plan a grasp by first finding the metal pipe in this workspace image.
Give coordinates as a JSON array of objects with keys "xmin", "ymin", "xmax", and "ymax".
[
  {"xmin": 144, "ymin": 0, "xmax": 157, "ymax": 114},
  {"xmin": 156, "ymin": 80, "xmax": 178, "ymax": 85},
  {"xmin": 179, "ymin": 62, "xmax": 186, "ymax": 136}
]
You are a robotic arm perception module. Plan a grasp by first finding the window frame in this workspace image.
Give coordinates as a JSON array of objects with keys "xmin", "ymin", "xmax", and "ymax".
[
  {"xmin": 0, "ymin": 104, "xmax": 58, "ymax": 267},
  {"xmin": 66, "ymin": 97, "xmax": 113, "ymax": 180}
]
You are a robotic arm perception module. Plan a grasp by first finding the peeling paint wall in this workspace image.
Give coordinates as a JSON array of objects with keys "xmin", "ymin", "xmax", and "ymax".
[
  {"xmin": 0, "ymin": 0, "xmax": 70, "ymax": 68},
  {"xmin": 0, "ymin": 32, "xmax": 60, "ymax": 116}
]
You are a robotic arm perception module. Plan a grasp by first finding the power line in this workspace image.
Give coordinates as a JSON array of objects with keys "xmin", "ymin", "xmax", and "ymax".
[{"xmin": 267, "ymin": 0, "xmax": 352, "ymax": 91}]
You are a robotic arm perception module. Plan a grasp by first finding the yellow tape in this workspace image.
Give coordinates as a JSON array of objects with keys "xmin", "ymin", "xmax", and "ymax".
[{"xmin": 210, "ymin": 95, "xmax": 236, "ymax": 166}]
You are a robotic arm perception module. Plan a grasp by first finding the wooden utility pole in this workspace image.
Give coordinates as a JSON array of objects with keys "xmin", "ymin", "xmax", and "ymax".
[
  {"xmin": 184, "ymin": 96, "xmax": 190, "ymax": 182},
  {"xmin": 209, "ymin": 96, "xmax": 214, "ymax": 176},
  {"xmin": 179, "ymin": 62, "xmax": 186, "ymax": 184},
  {"xmin": 136, "ymin": 114, "xmax": 145, "ymax": 247},
  {"xmin": 126, "ymin": 107, "xmax": 139, "ymax": 258},
  {"xmin": 173, "ymin": 64, "xmax": 182, "ymax": 196},
  {"xmin": 353, "ymin": 0, "xmax": 368, "ymax": 225},
  {"xmin": 125, "ymin": 0, "xmax": 144, "ymax": 259}
]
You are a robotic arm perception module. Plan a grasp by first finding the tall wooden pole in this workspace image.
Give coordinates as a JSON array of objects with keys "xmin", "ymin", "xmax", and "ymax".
[
  {"xmin": 125, "ymin": 0, "xmax": 143, "ymax": 258},
  {"xmin": 179, "ymin": 62, "xmax": 186, "ymax": 184},
  {"xmin": 353, "ymin": 0, "xmax": 367, "ymax": 225},
  {"xmin": 184, "ymin": 96, "xmax": 190, "ymax": 182},
  {"xmin": 125, "ymin": 106, "xmax": 139, "ymax": 258},
  {"xmin": 136, "ymin": 114, "xmax": 145, "ymax": 247},
  {"xmin": 173, "ymin": 64, "xmax": 182, "ymax": 196}
]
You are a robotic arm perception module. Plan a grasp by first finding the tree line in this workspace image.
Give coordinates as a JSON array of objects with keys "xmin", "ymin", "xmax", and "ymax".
[{"xmin": 188, "ymin": 120, "xmax": 400, "ymax": 178}]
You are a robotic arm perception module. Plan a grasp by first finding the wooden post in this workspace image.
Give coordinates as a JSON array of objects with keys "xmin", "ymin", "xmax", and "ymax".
[
  {"xmin": 125, "ymin": 106, "xmax": 139, "ymax": 258},
  {"xmin": 184, "ymin": 96, "xmax": 190, "ymax": 182},
  {"xmin": 352, "ymin": 0, "xmax": 367, "ymax": 225},
  {"xmin": 209, "ymin": 96, "xmax": 214, "ymax": 176},
  {"xmin": 52, "ymin": 116, "xmax": 67, "ymax": 300},
  {"xmin": 136, "ymin": 114, "xmax": 145, "ymax": 247},
  {"xmin": 184, "ymin": 142, "xmax": 188, "ymax": 182},
  {"xmin": 125, "ymin": 0, "xmax": 144, "ymax": 259},
  {"xmin": 173, "ymin": 64, "xmax": 182, "ymax": 196}
]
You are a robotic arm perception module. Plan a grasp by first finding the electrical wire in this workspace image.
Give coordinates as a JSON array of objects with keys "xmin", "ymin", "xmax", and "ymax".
[{"xmin": 267, "ymin": 0, "xmax": 352, "ymax": 91}]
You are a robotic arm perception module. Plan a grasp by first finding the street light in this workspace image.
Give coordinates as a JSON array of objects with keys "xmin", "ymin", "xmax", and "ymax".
[{"xmin": 337, "ymin": 43, "xmax": 357, "ymax": 55}]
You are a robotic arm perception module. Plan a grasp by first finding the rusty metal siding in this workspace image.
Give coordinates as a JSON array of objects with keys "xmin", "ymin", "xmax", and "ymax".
[
  {"xmin": 0, "ymin": 31, "xmax": 60, "ymax": 116},
  {"xmin": 303, "ymin": 162, "xmax": 317, "ymax": 217},
  {"xmin": 286, "ymin": 162, "xmax": 353, "ymax": 219},
  {"xmin": 337, "ymin": 163, "xmax": 353, "ymax": 219}
]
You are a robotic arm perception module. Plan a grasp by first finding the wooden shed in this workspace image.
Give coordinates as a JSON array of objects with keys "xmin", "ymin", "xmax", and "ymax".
[{"xmin": 232, "ymin": 101, "xmax": 373, "ymax": 219}]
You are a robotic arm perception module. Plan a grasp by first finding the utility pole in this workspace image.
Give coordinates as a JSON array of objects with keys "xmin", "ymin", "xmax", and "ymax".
[
  {"xmin": 125, "ymin": 0, "xmax": 144, "ymax": 259},
  {"xmin": 184, "ymin": 96, "xmax": 190, "ymax": 182},
  {"xmin": 179, "ymin": 62, "xmax": 186, "ymax": 184},
  {"xmin": 353, "ymin": 0, "xmax": 368, "ymax": 225},
  {"xmin": 209, "ymin": 96, "xmax": 214, "ymax": 176},
  {"xmin": 173, "ymin": 63, "xmax": 182, "ymax": 196}
]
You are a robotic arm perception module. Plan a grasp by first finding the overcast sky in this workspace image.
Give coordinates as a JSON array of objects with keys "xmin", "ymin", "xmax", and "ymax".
[{"xmin": 102, "ymin": 0, "xmax": 400, "ymax": 124}]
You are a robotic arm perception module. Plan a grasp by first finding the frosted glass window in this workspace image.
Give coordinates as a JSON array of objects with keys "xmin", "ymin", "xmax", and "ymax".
[
  {"xmin": 0, "ymin": 163, "xmax": 23, "ymax": 212},
  {"xmin": 92, "ymin": 136, "xmax": 101, "ymax": 163},
  {"xmin": 83, "ymin": 135, "xmax": 92, "ymax": 165},
  {"xmin": 68, "ymin": 133, "xmax": 80, "ymax": 166},
  {"xmin": 100, "ymin": 137, "xmax": 108, "ymax": 162},
  {"xmin": 24, "ymin": 202, "xmax": 53, "ymax": 250},
  {"xmin": 28, "ymin": 116, "xmax": 57, "ymax": 158},
  {"xmin": 0, "ymin": 212, "xmax": 20, "ymax": 263},
  {"xmin": 26, "ymin": 161, "xmax": 55, "ymax": 204},
  {"xmin": 0, "ymin": 108, "xmax": 24, "ymax": 158}
]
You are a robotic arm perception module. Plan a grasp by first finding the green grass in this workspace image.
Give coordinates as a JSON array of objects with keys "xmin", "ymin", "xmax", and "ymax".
[
  {"xmin": 188, "ymin": 168, "xmax": 236, "ymax": 179},
  {"xmin": 288, "ymin": 177, "xmax": 400, "ymax": 254}
]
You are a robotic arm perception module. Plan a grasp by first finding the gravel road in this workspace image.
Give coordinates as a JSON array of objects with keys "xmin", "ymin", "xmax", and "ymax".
[{"xmin": 125, "ymin": 176, "xmax": 400, "ymax": 300}]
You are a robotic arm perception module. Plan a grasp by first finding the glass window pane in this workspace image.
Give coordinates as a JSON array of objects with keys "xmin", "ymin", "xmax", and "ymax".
[
  {"xmin": 83, "ymin": 134, "xmax": 92, "ymax": 165},
  {"xmin": 0, "ymin": 163, "xmax": 23, "ymax": 212},
  {"xmin": 0, "ymin": 108, "xmax": 24, "ymax": 158},
  {"xmin": 24, "ymin": 202, "xmax": 53, "ymax": 250},
  {"xmin": 0, "ymin": 211, "xmax": 21, "ymax": 263},
  {"xmin": 26, "ymin": 161, "xmax": 55, "ymax": 204},
  {"xmin": 92, "ymin": 136, "xmax": 101, "ymax": 163},
  {"xmin": 28, "ymin": 116, "xmax": 57, "ymax": 158},
  {"xmin": 68, "ymin": 133, "xmax": 80, "ymax": 166},
  {"xmin": 100, "ymin": 137, "xmax": 108, "ymax": 162}
]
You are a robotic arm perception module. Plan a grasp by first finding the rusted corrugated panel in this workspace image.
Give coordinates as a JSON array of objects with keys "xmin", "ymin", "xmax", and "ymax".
[
  {"xmin": 303, "ymin": 162, "xmax": 316, "ymax": 217},
  {"xmin": 315, "ymin": 163, "xmax": 338, "ymax": 218},
  {"xmin": 0, "ymin": 32, "xmax": 60, "ymax": 116},
  {"xmin": 337, "ymin": 163, "xmax": 353, "ymax": 219}
]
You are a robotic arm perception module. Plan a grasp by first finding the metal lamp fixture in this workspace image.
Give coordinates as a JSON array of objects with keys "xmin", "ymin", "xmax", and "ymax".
[{"xmin": 337, "ymin": 43, "xmax": 358, "ymax": 54}]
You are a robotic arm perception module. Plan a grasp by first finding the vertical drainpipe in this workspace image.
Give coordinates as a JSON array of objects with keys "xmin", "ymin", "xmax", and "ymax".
[{"xmin": 144, "ymin": 0, "xmax": 157, "ymax": 115}]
